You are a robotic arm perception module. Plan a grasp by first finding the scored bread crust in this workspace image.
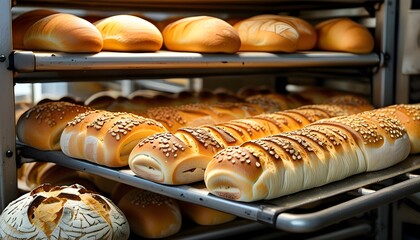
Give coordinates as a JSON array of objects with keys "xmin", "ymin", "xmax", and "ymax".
[
  {"xmin": 204, "ymin": 104, "xmax": 418, "ymax": 202},
  {"xmin": 162, "ymin": 15, "xmax": 241, "ymax": 53},
  {"xmin": 0, "ymin": 184, "xmax": 130, "ymax": 239},
  {"xmin": 16, "ymin": 101, "xmax": 92, "ymax": 150},
  {"xmin": 128, "ymin": 102, "xmax": 372, "ymax": 185},
  {"xmin": 24, "ymin": 13, "xmax": 103, "ymax": 52}
]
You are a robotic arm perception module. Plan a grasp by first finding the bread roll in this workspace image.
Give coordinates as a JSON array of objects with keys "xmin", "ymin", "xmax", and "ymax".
[
  {"xmin": 162, "ymin": 16, "xmax": 241, "ymax": 53},
  {"xmin": 94, "ymin": 15, "xmax": 163, "ymax": 52},
  {"xmin": 315, "ymin": 18, "xmax": 374, "ymax": 53},
  {"xmin": 233, "ymin": 16, "xmax": 299, "ymax": 52},
  {"xmin": 204, "ymin": 104, "xmax": 419, "ymax": 202},
  {"xmin": 24, "ymin": 13, "xmax": 103, "ymax": 52},
  {"xmin": 128, "ymin": 103, "xmax": 372, "ymax": 185},
  {"xmin": 0, "ymin": 184, "xmax": 130, "ymax": 239},
  {"xmin": 179, "ymin": 201, "xmax": 236, "ymax": 225},
  {"xmin": 60, "ymin": 110, "xmax": 167, "ymax": 167},
  {"xmin": 249, "ymin": 14, "xmax": 317, "ymax": 50},
  {"xmin": 117, "ymin": 188, "xmax": 182, "ymax": 238},
  {"xmin": 16, "ymin": 101, "xmax": 92, "ymax": 150},
  {"xmin": 12, "ymin": 9, "xmax": 57, "ymax": 49},
  {"xmin": 144, "ymin": 102, "xmax": 265, "ymax": 132}
]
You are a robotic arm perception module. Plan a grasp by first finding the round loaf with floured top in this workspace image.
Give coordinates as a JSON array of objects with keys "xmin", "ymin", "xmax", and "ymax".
[{"xmin": 0, "ymin": 184, "xmax": 130, "ymax": 239}]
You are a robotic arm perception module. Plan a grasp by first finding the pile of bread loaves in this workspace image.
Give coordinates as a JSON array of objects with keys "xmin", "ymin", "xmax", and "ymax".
[{"xmin": 13, "ymin": 9, "xmax": 374, "ymax": 53}]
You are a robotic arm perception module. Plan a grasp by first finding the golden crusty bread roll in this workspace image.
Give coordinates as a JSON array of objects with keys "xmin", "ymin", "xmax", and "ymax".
[
  {"xmin": 117, "ymin": 188, "xmax": 182, "ymax": 239},
  {"xmin": 144, "ymin": 102, "xmax": 265, "ymax": 132},
  {"xmin": 0, "ymin": 184, "xmax": 130, "ymax": 239},
  {"xmin": 162, "ymin": 16, "xmax": 241, "ymax": 53},
  {"xmin": 233, "ymin": 16, "xmax": 299, "ymax": 52},
  {"xmin": 94, "ymin": 15, "xmax": 163, "ymax": 52},
  {"xmin": 24, "ymin": 13, "xmax": 103, "ymax": 52},
  {"xmin": 315, "ymin": 18, "xmax": 374, "ymax": 53},
  {"xmin": 12, "ymin": 9, "xmax": 57, "ymax": 49},
  {"xmin": 59, "ymin": 110, "xmax": 167, "ymax": 167},
  {"xmin": 248, "ymin": 14, "xmax": 317, "ymax": 50},
  {"xmin": 128, "ymin": 102, "xmax": 372, "ymax": 185},
  {"xmin": 16, "ymin": 101, "xmax": 92, "ymax": 150},
  {"xmin": 204, "ymin": 104, "xmax": 419, "ymax": 202}
]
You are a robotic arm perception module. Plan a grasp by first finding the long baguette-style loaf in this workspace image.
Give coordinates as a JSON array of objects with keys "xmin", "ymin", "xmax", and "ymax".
[
  {"xmin": 128, "ymin": 101, "xmax": 372, "ymax": 185},
  {"xmin": 60, "ymin": 110, "xmax": 167, "ymax": 167},
  {"xmin": 204, "ymin": 104, "xmax": 419, "ymax": 202}
]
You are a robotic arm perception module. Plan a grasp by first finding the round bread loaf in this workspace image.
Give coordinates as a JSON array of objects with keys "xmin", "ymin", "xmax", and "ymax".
[
  {"xmin": 248, "ymin": 14, "xmax": 317, "ymax": 50},
  {"xmin": 117, "ymin": 188, "xmax": 182, "ymax": 238},
  {"xmin": 16, "ymin": 101, "xmax": 92, "ymax": 150},
  {"xmin": 24, "ymin": 13, "xmax": 103, "ymax": 52},
  {"xmin": 0, "ymin": 184, "xmax": 130, "ymax": 239},
  {"xmin": 94, "ymin": 15, "xmax": 163, "ymax": 52},
  {"xmin": 233, "ymin": 16, "xmax": 299, "ymax": 52},
  {"xmin": 12, "ymin": 9, "xmax": 57, "ymax": 49},
  {"xmin": 315, "ymin": 18, "xmax": 374, "ymax": 53},
  {"xmin": 162, "ymin": 16, "xmax": 241, "ymax": 53}
]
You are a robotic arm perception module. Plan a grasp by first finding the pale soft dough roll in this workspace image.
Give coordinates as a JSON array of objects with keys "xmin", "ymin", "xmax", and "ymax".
[
  {"xmin": 162, "ymin": 16, "xmax": 241, "ymax": 53},
  {"xmin": 94, "ymin": 15, "xmax": 163, "ymax": 52},
  {"xmin": 315, "ymin": 18, "xmax": 374, "ymax": 53},
  {"xmin": 24, "ymin": 13, "xmax": 103, "ymax": 52}
]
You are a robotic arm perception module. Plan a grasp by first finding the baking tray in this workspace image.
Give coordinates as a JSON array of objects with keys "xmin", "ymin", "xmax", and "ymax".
[{"xmin": 18, "ymin": 144, "xmax": 420, "ymax": 233}]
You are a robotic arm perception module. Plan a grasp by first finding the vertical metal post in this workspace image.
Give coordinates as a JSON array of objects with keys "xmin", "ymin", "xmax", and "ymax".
[
  {"xmin": 0, "ymin": 0, "xmax": 18, "ymax": 211},
  {"xmin": 373, "ymin": 0, "xmax": 398, "ymax": 107}
]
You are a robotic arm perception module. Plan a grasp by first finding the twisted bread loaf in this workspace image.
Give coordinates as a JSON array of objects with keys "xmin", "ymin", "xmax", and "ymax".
[
  {"xmin": 60, "ymin": 110, "xmax": 167, "ymax": 167},
  {"xmin": 0, "ymin": 184, "xmax": 130, "ymax": 239},
  {"xmin": 204, "ymin": 104, "xmax": 419, "ymax": 202},
  {"xmin": 128, "ymin": 102, "xmax": 372, "ymax": 185},
  {"xmin": 17, "ymin": 101, "xmax": 92, "ymax": 150}
]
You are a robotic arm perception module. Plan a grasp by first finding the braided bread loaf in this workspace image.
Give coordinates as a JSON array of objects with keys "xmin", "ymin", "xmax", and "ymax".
[
  {"xmin": 204, "ymin": 104, "xmax": 419, "ymax": 202},
  {"xmin": 128, "ymin": 102, "xmax": 372, "ymax": 185},
  {"xmin": 60, "ymin": 110, "xmax": 167, "ymax": 167}
]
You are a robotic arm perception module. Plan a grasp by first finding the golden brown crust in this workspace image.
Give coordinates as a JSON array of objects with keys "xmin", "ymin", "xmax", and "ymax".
[
  {"xmin": 16, "ymin": 101, "xmax": 92, "ymax": 150},
  {"xmin": 94, "ymin": 15, "xmax": 163, "ymax": 52},
  {"xmin": 315, "ymin": 18, "xmax": 374, "ymax": 53},
  {"xmin": 162, "ymin": 16, "xmax": 241, "ymax": 53},
  {"xmin": 24, "ymin": 13, "xmax": 103, "ymax": 52}
]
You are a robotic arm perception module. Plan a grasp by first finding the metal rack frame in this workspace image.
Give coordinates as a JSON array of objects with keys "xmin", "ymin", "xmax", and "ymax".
[{"xmin": 0, "ymin": 0, "xmax": 411, "ymax": 238}]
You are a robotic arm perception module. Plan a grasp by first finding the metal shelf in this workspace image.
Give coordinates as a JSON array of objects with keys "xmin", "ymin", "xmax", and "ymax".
[{"xmin": 18, "ymin": 144, "xmax": 420, "ymax": 233}]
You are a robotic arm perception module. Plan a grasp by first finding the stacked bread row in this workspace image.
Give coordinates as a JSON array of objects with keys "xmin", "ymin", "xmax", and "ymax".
[
  {"xmin": 128, "ymin": 97, "xmax": 373, "ymax": 185},
  {"xmin": 204, "ymin": 104, "xmax": 420, "ymax": 202},
  {"xmin": 13, "ymin": 9, "xmax": 374, "ymax": 53}
]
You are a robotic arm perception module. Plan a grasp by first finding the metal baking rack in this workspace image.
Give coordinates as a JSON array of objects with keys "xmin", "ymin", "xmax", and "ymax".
[{"xmin": 18, "ymin": 144, "xmax": 420, "ymax": 233}]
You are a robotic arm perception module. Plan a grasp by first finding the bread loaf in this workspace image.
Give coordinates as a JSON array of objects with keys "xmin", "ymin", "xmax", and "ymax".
[
  {"xmin": 24, "ymin": 13, "xmax": 103, "ymax": 52},
  {"xmin": 144, "ymin": 102, "xmax": 265, "ymax": 132},
  {"xmin": 204, "ymin": 104, "xmax": 419, "ymax": 202},
  {"xmin": 12, "ymin": 9, "xmax": 57, "ymax": 49},
  {"xmin": 233, "ymin": 16, "xmax": 299, "ymax": 52},
  {"xmin": 248, "ymin": 14, "xmax": 317, "ymax": 50},
  {"xmin": 162, "ymin": 16, "xmax": 241, "ymax": 53},
  {"xmin": 0, "ymin": 184, "xmax": 130, "ymax": 239},
  {"xmin": 315, "ymin": 18, "xmax": 374, "ymax": 53},
  {"xmin": 117, "ymin": 188, "xmax": 182, "ymax": 238},
  {"xmin": 128, "ymin": 103, "xmax": 372, "ymax": 185},
  {"xmin": 94, "ymin": 15, "xmax": 163, "ymax": 52},
  {"xmin": 60, "ymin": 110, "xmax": 167, "ymax": 167},
  {"xmin": 16, "ymin": 101, "xmax": 92, "ymax": 150}
]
